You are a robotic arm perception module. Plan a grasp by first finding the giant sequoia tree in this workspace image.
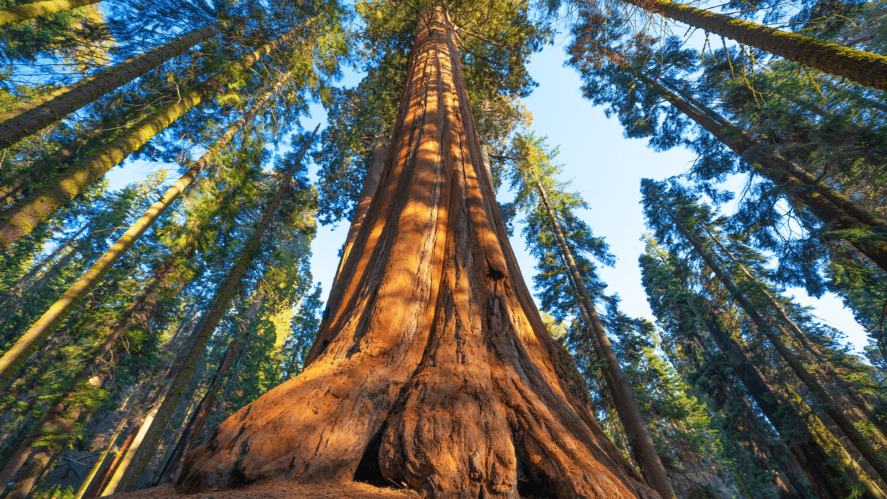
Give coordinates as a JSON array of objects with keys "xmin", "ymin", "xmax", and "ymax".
[
  {"xmin": 179, "ymin": 7, "xmax": 655, "ymax": 497},
  {"xmin": 2, "ymin": 0, "xmax": 884, "ymax": 495}
]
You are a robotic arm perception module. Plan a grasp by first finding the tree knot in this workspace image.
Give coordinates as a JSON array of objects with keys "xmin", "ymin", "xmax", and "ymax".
[{"xmin": 487, "ymin": 266, "xmax": 506, "ymax": 281}]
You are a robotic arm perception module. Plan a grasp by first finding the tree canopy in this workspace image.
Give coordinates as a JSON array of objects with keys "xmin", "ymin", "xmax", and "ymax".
[{"xmin": 0, "ymin": 0, "xmax": 884, "ymax": 496}]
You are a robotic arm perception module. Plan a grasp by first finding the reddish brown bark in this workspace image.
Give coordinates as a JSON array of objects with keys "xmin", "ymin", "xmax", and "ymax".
[
  {"xmin": 86, "ymin": 426, "xmax": 138, "ymax": 498},
  {"xmin": 330, "ymin": 136, "xmax": 388, "ymax": 292},
  {"xmin": 179, "ymin": 9, "xmax": 656, "ymax": 498}
]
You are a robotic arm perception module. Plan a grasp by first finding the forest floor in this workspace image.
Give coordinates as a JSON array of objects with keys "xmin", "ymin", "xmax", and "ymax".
[{"xmin": 110, "ymin": 481, "xmax": 419, "ymax": 498}]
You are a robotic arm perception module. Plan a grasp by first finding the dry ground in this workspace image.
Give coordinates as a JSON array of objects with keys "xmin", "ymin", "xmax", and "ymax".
[{"xmin": 110, "ymin": 482, "xmax": 418, "ymax": 498}]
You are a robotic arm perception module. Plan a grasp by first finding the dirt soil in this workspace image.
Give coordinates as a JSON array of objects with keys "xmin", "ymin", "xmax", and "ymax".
[{"xmin": 110, "ymin": 482, "xmax": 418, "ymax": 498}]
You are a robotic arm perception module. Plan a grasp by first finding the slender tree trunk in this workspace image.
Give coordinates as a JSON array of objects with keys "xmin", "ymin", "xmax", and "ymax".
[
  {"xmin": 1, "ymin": 130, "xmax": 102, "ymax": 208},
  {"xmin": 0, "ymin": 0, "xmax": 100, "ymax": 25},
  {"xmin": 0, "ymin": 95, "xmax": 164, "ymax": 209},
  {"xmin": 620, "ymin": 0, "xmax": 887, "ymax": 91},
  {"xmin": 87, "ymin": 423, "xmax": 136, "ymax": 497},
  {"xmin": 99, "ymin": 394, "xmax": 167, "ymax": 496},
  {"xmin": 213, "ymin": 333, "xmax": 249, "ymax": 409},
  {"xmin": 3, "ymin": 370, "xmax": 113, "ymax": 499},
  {"xmin": 529, "ymin": 170, "xmax": 675, "ymax": 498},
  {"xmin": 662, "ymin": 75, "xmax": 885, "ymax": 234},
  {"xmin": 700, "ymin": 223, "xmax": 887, "ymax": 444},
  {"xmin": 0, "ymin": 222, "xmax": 202, "ymax": 488},
  {"xmin": 0, "ymin": 239, "xmax": 83, "ymax": 326},
  {"xmin": 73, "ymin": 413, "xmax": 130, "ymax": 499},
  {"xmin": 96, "ymin": 313, "xmax": 210, "ymax": 496},
  {"xmin": 691, "ymin": 299, "xmax": 883, "ymax": 498},
  {"xmin": 666, "ymin": 206, "xmax": 887, "ymax": 484},
  {"xmin": 0, "ymin": 26, "xmax": 216, "ymax": 150},
  {"xmin": 156, "ymin": 292, "xmax": 266, "ymax": 485},
  {"xmin": 643, "ymin": 237, "xmax": 883, "ymax": 497},
  {"xmin": 5, "ymin": 448, "xmax": 61, "ymax": 498},
  {"xmin": 0, "ymin": 24, "xmax": 306, "ymax": 248},
  {"xmin": 0, "ymin": 234, "xmax": 82, "ymax": 323},
  {"xmin": 115, "ymin": 128, "xmax": 318, "ymax": 493},
  {"xmin": 0, "ymin": 404, "xmax": 72, "ymax": 494},
  {"xmin": 0, "ymin": 306, "xmax": 148, "ymax": 497},
  {"xmin": 180, "ymin": 9, "xmax": 655, "ymax": 498},
  {"xmin": 0, "ymin": 222, "xmax": 88, "ymax": 308},
  {"xmin": 645, "ymin": 240, "xmax": 861, "ymax": 497},
  {"xmin": 711, "ymin": 370, "xmax": 812, "ymax": 497},
  {"xmin": 634, "ymin": 69, "xmax": 887, "ymax": 272},
  {"xmin": 0, "ymin": 76, "xmax": 288, "ymax": 388}
]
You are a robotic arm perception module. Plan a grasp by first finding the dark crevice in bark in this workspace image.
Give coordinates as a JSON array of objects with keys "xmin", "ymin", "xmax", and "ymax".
[
  {"xmin": 353, "ymin": 422, "xmax": 388, "ymax": 487},
  {"xmin": 512, "ymin": 430, "xmax": 557, "ymax": 498}
]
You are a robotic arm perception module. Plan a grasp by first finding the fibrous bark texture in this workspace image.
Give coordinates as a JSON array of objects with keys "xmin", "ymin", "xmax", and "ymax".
[{"xmin": 180, "ymin": 10, "xmax": 657, "ymax": 498}]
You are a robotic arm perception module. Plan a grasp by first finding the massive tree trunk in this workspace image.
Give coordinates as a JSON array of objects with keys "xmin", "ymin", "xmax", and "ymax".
[
  {"xmin": 330, "ymin": 135, "xmax": 388, "ymax": 292},
  {"xmin": 620, "ymin": 0, "xmax": 887, "ymax": 91},
  {"xmin": 179, "ymin": 9, "xmax": 656, "ymax": 498}
]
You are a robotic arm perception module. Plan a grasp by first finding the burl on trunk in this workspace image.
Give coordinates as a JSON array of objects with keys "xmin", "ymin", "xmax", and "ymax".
[{"xmin": 179, "ymin": 9, "xmax": 657, "ymax": 498}]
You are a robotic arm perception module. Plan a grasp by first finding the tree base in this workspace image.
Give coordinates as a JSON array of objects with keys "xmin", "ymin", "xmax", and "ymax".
[{"xmin": 110, "ymin": 481, "xmax": 418, "ymax": 498}]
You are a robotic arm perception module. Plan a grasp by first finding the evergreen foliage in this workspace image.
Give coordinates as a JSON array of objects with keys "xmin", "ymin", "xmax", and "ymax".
[{"xmin": 0, "ymin": 0, "xmax": 884, "ymax": 496}]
